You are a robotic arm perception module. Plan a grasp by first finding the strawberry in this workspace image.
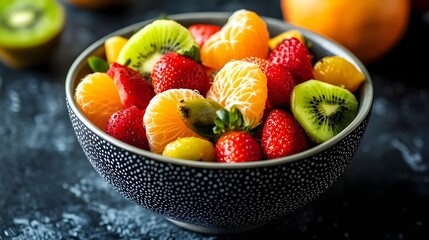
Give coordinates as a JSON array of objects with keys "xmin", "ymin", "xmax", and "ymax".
[
  {"xmin": 188, "ymin": 24, "xmax": 221, "ymax": 47},
  {"xmin": 213, "ymin": 106, "xmax": 262, "ymax": 163},
  {"xmin": 107, "ymin": 62, "xmax": 154, "ymax": 110},
  {"xmin": 105, "ymin": 105, "xmax": 149, "ymax": 150},
  {"xmin": 261, "ymin": 109, "xmax": 308, "ymax": 159},
  {"xmin": 215, "ymin": 131, "xmax": 262, "ymax": 163},
  {"xmin": 242, "ymin": 56, "xmax": 296, "ymax": 108},
  {"xmin": 268, "ymin": 37, "xmax": 314, "ymax": 83},
  {"xmin": 152, "ymin": 52, "xmax": 210, "ymax": 95}
]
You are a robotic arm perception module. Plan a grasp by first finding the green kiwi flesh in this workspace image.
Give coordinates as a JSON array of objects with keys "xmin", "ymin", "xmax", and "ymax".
[
  {"xmin": 178, "ymin": 98, "xmax": 224, "ymax": 139},
  {"xmin": 117, "ymin": 19, "xmax": 200, "ymax": 81},
  {"xmin": 0, "ymin": 0, "xmax": 65, "ymax": 69},
  {"xmin": 291, "ymin": 80, "xmax": 358, "ymax": 143},
  {"xmin": 0, "ymin": 0, "xmax": 65, "ymax": 48}
]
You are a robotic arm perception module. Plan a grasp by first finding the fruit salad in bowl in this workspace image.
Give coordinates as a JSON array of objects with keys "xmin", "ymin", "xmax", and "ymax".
[{"xmin": 66, "ymin": 9, "xmax": 373, "ymax": 234}]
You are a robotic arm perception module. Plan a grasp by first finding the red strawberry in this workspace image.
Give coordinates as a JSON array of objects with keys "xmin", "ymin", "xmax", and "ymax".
[
  {"xmin": 212, "ymin": 106, "xmax": 262, "ymax": 163},
  {"xmin": 242, "ymin": 56, "xmax": 296, "ymax": 108},
  {"xmin": 215, "ymin": 131, "xmax": 262, "ymax": 163},
  {"xmin": 268, "ymin": 37, "xmax": 314, "ymax": 83},
  {"xmin": 105, "ymin": 105, "xmax": 149, "ymax": 150},
  {"xmin": 261, "ymin": 109, "xmax": 308, "ymax": 159},
  {"xmin": 107, "ymin": 62, "xmax": 154, "ymax": 110},
  {"xmin": 188, "ymin": 24, "xmax": 221, "ymax": 47},
  {"xmin": 152, "ymin": 52, "xmax": 210, "ymax": 95}
]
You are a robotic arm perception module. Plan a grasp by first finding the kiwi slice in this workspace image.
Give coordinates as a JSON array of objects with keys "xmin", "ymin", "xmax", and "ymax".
[
  {"xmin": 0, "ymin": 0, "xmax": 65, "ymax": 69},
  {"xmin": 291, "ymin": 80, "xmax": 358, "ymax": 143},
  {"xmin": 178, "ymin": 98, "xmax": 224, "ymax": 139},
  {"xmin": 117, "ymin": 19, "xmax": 200, "ymax": 82}
]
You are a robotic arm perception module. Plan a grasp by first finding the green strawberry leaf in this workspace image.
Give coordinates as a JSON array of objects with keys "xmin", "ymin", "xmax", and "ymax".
[{"xmin": 88, "ymin": 56, "xmax": 109, "ymax": 73}]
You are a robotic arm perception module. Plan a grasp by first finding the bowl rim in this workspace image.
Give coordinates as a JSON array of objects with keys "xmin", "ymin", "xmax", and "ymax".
[{"xmin": 65, "ymin": 11, "xmax": 374, "ymax": 170}]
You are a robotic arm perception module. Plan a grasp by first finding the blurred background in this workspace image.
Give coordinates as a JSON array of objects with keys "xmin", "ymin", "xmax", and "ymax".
[{"xmin": 1, "ymin": 0, "xmax": 429, "ymax": 239}]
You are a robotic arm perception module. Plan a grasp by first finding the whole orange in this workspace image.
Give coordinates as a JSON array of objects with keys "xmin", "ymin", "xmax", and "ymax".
[{"xmin": 281, "ymin": 0, "xmax": 410, "ymax": 63}]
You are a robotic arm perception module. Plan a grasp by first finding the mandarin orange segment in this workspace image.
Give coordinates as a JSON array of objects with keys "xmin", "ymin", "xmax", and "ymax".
[
  {"xmin": 313, "ymin": 56, "xmax": 365, "ymax": 92},
  {"xmin": 201, "ymin": 9, "xmax": 269, "ymax": 71},
  {"xmin": 206, "ymin": 60, "xmax": 267, "ymax": 129},
  {"xmin": 143, "ymin": 89, "xmax": 205, "ymax": 153},
  {"xmin": 105, "ymin": 35, "xmax": 128, "ymax": 64},
  {"xmin": 74, "ymin": 72, "xmax": 123, "ymax": 130}
]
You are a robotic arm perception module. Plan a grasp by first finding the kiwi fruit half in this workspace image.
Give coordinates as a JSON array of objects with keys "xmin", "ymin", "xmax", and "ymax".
[
  {"xmin": 0, "ymin": 0, "xmax": 65, "ymax": 69},
  {"xmin": 291, "ymin": 80, "xmax": 358, "ymax": 143},
  {"xmin": 117, "ymin": 19, "xmax": 200, "ymax": 82}
]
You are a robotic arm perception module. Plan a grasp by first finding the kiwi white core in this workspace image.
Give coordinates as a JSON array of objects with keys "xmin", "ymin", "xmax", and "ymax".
[
  {"xmin": 143, "ymin": 52, "xmax": 163, "ymax": 74},
  {"xmin": 322, "ymin": 103, "xmax": 339, "ymax": 116},
  {"xmin": 9, "ymin": 9, "xmax": 35, "ymax": 28}
]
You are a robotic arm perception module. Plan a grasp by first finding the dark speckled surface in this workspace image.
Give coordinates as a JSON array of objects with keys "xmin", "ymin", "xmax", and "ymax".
[{"xmin": 1, "ymin": 0, "xmax": 429, "ymax": 239}]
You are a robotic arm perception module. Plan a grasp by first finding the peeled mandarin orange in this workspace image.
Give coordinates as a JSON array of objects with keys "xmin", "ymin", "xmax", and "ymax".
[
  {"xmin": 104, "ymin": 35, "xmax": 128, "ymax": 64},
  {"xmin": 313, "ymin": 56, "xmax": 365, "ymax": 92},
  {"xmin": 201, "ymin": 9, "xmax": 269, "ymax": 71},
  {"xmin": 74, "ymin": 72, "xmax": 123, "ymax": 130},
  {"xmin": 281, "ymin": 0, "xmax": 410, "ymax": 63},
  {"xmin": 206, "ymin": 60, "xmax": 267, "ymax": 129},
  {"xmin": 143, "ymin": 89, "xmax": 205, "ymax": 153}
]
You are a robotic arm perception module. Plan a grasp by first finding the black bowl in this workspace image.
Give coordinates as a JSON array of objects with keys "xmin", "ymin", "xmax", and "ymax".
[{"xmin": 65, "ymin": 12, "xmax": 373, "ymax": 234}]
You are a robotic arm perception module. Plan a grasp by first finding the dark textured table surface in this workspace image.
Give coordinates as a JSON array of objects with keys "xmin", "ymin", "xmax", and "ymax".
[{"xmin": 1, "ymin": 1, "xmax": 429, "ymax": 239}]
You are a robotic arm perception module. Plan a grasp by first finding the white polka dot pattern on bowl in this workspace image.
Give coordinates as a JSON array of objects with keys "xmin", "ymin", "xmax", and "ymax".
[{"xmin": 67, "ymin": 101, "xmax": 370, "ymax": 229}]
